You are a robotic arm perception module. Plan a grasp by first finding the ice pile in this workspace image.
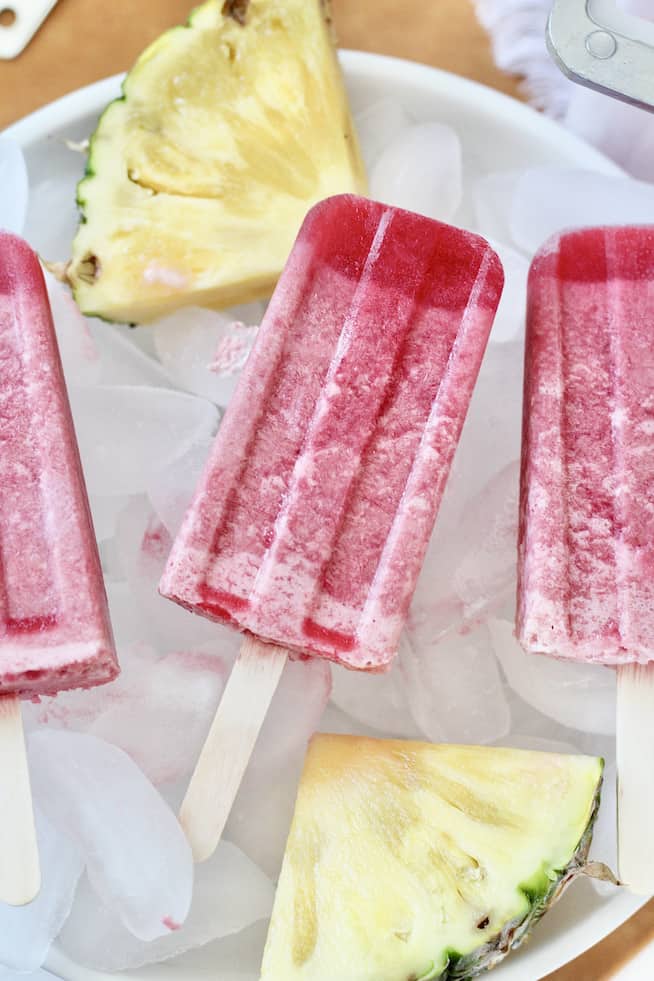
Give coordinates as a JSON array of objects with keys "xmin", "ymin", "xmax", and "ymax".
[
  {"xmin": 29, "ymin": 730, "xmax": 194, "ymax": 942},
  {"xmin": 4, "ymin": 93, "xmax": 645, "ymax": 974}
]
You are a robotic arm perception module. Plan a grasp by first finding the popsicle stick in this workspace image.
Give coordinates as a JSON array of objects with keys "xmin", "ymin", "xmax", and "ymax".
[
  {"xmin": 0, "ymin": 695, "xmax": 40, "ymax": 905},
  {"xmin": 179, "ymin": 636, "xmax": 287, "ymax": 862},
  {"xmin": 617, "ymin": 663, "xmax": 654, "ymax": 894}
]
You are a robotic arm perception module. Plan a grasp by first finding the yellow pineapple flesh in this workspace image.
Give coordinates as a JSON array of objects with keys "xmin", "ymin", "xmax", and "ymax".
[
  {"xmin": 68, "ymin": 0, "xmax": 366, "ymax": 323},
  {"xmin": 261, "ymin": 734, "xmax": 605, "ymax": 981}
]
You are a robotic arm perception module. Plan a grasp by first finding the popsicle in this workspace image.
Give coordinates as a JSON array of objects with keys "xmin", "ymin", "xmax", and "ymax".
[
  {"xmin": 161, "ymin": 194, "xmax": 504, "ymax": 860},
  {"xmin": 0, "ymin": 232, "xmax": 118, "ymax": 904},
  {"xmin": 517, "ymin": 225, "xmax": 654, "ymax": 893}
]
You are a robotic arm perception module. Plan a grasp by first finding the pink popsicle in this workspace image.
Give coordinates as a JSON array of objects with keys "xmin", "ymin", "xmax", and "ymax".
[
  {"xmin": 161, "ymin": 194, "xmax": 504, "ymax": 671},
  {"xmin": 0, "ymin": 233, "xmax": 117, "ymax": 697},
  {"xmin": 518, "ymin": 226, "xmax": 654, "ymax": 665}
]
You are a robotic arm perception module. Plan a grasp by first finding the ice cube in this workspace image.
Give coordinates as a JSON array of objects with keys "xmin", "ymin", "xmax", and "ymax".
[
  {"xmin": 105, "ymin": 580, "xmax": 149, "ymax": 648},
  {"xmin": 486, "ymin": 240, "xmax": 528, "ymax": 344},
  {"xmin": 1, "ymin": 971, "xmax": 56, "ymax": 980},
  {"xmin": 147, "ymin": 438, "xmax": 213, "ymax": 538},
  {"xmin": 88, "ymin": 320, "xmax": 172, "ymax": 388},
  {"xmin": 502, "ymin": 687, "xmax": 585, "ymax": 750},
  {"xmin": 400, "ymin": 623, "xmax": 511, "ymax": 745},
  {"xmin": 318, "ymin": 701, "xmax": 383, "ymax": 737},
  {"xmin": 152, "ymin": 307, "xmax": 259, "ymax": 406},
  {"xmin": 68, "ymin": 385, "xmax": 219, "ymax": 497},
  {"xmin": 0, "ymin": 139, "xmax": 28, "ymax": 236},
  {"xmin": 88, "ymin": 493, "xmax": 130, "ymax": 543},
  {"xmin": 510, "ymin": 168, "xmax": 654, "ymax": 255},
  {"xmin": 329, "ymin": 643, "xmax": 421, "ymax": 738},
  {"xmin": 354, "ymin": 97, "xmax": 412, "ymax": 170},
  {"xmin": 28, "ymin": 730, "xmax": 193, "ymax": 941},
  {"xmin": 575, "ymin": 731, "xmax": 616, "ymax": 767},
  {"xmin": 0, "ymin": 810, "xmax": 82, "ymax": 972},
  {"xmin": 113, "ymin": 321, "xmax": 159, "ymax": 358},
  {"xmin": 172, "ymin": 920, "xmax": 268, "ymax": 979},
  {"xmin": 115, "ymin": 502, "xmax": 235, "ymax": 653},
  {"xmin": 43, "ymin": 271, "xmax": 102, "ymax": 388},
  {"xmin": 26, "ymin": 644, "xmax": 230, "ymax": 785},
  {"xmin": 472, "ymin": 171, "xmax": 523, "ymax": 246},
  {"xmin": 455, "ymin": 339, "xmax": 524, "ymax": 501},
  {"xmin": 497, "ymin": 733, "xmax": 580, "ymax": 754},
  {"xmin": 23, "ymin": 172, "xmax": 80, "ymax": 261},
  {"xmin": 489, "ymin": 619, "xmax": 616, "ymax": 735},
  {"xmin": 225, "ymin": 300, "xmax": 267, "ymax": 324},
  {"xmin": 90, "ymin": 647, "xmax": 229, "ymax": 785},
  {"xmin": 57, "ymin": 842, "xmax": 273, "ymax": 971},
  {"xmin": 249, "ymin": 658, "xmax": 331, "ymax": 771},
  {"xmin": 370, "ymin": 122, "xmax": 463, "ymax": 222},
  {"xmin": 226, "ymin": 658, "xmax": 331, "ymax": 877},
  {"xmin": 451, "ymin": 461, "xmax": 520, "ymax": 621},
  {"xmin": 411, "ymin": 460, "xmax": 520, "ymax": 640}
]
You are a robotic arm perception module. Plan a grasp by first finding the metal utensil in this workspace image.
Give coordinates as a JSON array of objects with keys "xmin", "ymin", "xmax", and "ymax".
[
  {"xmin": 0, "ymin": 0, "xmax": 59, "ymax": 60},
  {"xmin": 548, "ymin": 0, "xmax": 654, "ymax": 112}
]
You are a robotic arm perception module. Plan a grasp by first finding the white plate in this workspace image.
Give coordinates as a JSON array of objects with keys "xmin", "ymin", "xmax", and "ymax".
[{"xmin": 4, "ymin": 49, "xmax": 646, "ymax": 981}]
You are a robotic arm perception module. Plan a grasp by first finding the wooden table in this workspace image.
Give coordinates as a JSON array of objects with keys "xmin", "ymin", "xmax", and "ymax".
[{"xmin": 0, "ymin": 0, "xmax": 651, "ymax": 977}]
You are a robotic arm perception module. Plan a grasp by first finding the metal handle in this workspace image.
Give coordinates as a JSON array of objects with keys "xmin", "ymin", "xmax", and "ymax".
[{"xmin": 548, "ymin": 0, "xmax": 654, "ymax": 112}]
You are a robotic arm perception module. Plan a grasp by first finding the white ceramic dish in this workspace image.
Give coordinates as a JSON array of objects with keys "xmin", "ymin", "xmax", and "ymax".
[{"xmin": 4, "ymin": 49, "xmax": 646, "ymax": 981}]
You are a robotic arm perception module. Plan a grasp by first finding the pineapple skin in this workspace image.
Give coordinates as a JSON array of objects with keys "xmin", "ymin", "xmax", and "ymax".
[
  {"xmin": 68, "ymin": 0, "xmax": 366, "ymax": 323},
  {"xmin": 260, "ymin": 735, "xmax": 604, "ymax": 981}
]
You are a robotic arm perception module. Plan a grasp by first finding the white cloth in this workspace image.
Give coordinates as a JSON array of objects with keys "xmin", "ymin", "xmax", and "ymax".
[{"xmin": 472, "ymin": 0, "xmax": 654, "ymax": 181}]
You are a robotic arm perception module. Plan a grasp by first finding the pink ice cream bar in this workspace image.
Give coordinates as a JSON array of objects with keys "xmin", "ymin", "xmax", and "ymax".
[
  {"xmin": 518, "ymin": 226, "xmax": 654, "ymax": 665},
  {"xmin": 161, "ymin": 195, "xmax": 503, "ymax": 670},
  {"xmin": 0, "ymin": 233, "xmax": 117, "ymax": 696}
]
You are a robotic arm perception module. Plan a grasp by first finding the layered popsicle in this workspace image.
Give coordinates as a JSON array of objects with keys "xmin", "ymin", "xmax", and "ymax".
[
  {"xmin": 0, "ymin": 232, "xmax": 117, "ymax": 697},
  {"xmin": 161, "ymin": 194, "xmax": 504, "ymax": 671},
  {"xmin": 517, "ymin": 225, "xmax": 654, "ymax": 665}
]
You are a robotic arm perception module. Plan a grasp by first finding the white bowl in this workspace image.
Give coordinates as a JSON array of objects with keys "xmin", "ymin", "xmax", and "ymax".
[{"xmin": 4, "ymin": 49, "xmax": 645, "ymax": 981}]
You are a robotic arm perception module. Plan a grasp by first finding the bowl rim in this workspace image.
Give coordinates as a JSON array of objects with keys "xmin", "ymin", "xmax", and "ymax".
[{"xmin": 2, "ymin": 49, "xmax": 623, "ymax": 180}]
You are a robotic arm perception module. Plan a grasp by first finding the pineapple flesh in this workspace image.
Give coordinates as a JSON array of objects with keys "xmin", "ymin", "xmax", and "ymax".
[
  {"xmin": 261, "ymin": 735, "xmax": 604, "ymax": 981},
  {"xmin": 68, "ymin": 0, "xmax": 366, "ymax": 323}
]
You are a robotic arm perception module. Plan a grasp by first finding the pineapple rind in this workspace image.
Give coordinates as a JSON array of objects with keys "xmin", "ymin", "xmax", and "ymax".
[
  {"xmin": 261, "ymin": 736, "xmax": 604, "ymax": 981},
  {"xmin": 69, "ymin": 0, "xmax": 366, "ymax": 323},
  {"xmin": 445, "ymin": 782, "xmax": 602, "ymax": 979}
]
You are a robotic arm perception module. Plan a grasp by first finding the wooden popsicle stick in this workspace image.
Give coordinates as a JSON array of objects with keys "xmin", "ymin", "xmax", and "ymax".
[
  {"xmin": 617, "ymin": 662, "xmax": 654, "ymax": 894},
  {"xmin": 179, "ymin": 635, "xmax": 287, "ymax": 863},
  {"xmin": 0, "ymin": 695, "xmax": 40, "ymax": 905}
]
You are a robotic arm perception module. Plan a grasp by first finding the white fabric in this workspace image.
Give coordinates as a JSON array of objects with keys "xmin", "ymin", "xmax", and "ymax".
[{"xmin": 472, "ymin": 0, "xmax": 654, "ymax": 181}]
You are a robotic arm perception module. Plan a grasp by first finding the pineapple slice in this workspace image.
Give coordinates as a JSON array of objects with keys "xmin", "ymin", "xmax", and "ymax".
[
  {"xmin": 67, "ymin": 0, "xmax": 365, "ymax": 323},
  {"xmin": 261, "ymin": 735, "xmax": 606, "ymax": 981}
]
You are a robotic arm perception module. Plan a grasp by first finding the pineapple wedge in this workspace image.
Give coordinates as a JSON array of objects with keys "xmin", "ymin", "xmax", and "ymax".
[
  {"xmin": 261, "ymin": 735, "xmax": 606, "ymax": 981},
  {"xmin": 68, "ymin": 0, "xmax": 366, "ymax": 323}
]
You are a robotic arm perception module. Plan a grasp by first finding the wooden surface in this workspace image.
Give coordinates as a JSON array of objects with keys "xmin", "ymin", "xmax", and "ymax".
[
  {"xmin": 0, "ymin": 0, "xmax": 650, "ymax": 976},
  {"xmin": 0, "ymin": 0, "xmax": 522, "ymax": 128}
]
